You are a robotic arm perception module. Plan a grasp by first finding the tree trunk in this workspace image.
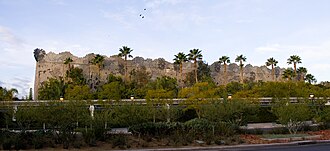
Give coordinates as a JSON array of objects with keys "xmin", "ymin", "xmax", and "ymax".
[
  {"xmin": 294, "ymin": 63, "xmax": 297, "ymax": 81},
  {"xmin": 240, "ymin": 61, "xmax": 243, "ymax": 83},
  {"xmin": 125, "ymin": 55, "xmax": 128, "ymax": 82},
  {"xmin": 194, "ymin": 60, "xmax": 198, "ymax": 83},
  {"xmin": 224, "ymin": 63, "xmax": 227, "ymax": 85},
  {"xmin": 180, "ymin": 63, "xmax": 183, "ymax": 84},
  {"xmin": 272, "ymin": 65, "xmax": 275, "ymax": 81}
]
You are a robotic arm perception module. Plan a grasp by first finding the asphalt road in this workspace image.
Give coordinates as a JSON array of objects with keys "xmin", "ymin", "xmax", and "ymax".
[{"xmin": 222, "ymin": 143, "xmax": 330, "ymax": 151}]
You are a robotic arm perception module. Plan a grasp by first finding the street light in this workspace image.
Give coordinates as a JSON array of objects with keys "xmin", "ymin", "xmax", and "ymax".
[
  {"xmin": 60, "ymin": 96, "xmax": 64, "ymax": 101},
  {"xmin": 227, "ymin": 94, "xmax": 232, "ymax": 100},
  {"xmin": 309, "ymin": 93, "xmax": 315, "ymax": 99},
  {"xmin": 130, "ymin": 95, "xmax": 134, "ymax": 101}
]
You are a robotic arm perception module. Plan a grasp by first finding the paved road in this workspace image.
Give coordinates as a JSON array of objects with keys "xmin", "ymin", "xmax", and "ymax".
[{"xmin": 222, "ymin": 143, "xmax": 330, "ymax": 151}]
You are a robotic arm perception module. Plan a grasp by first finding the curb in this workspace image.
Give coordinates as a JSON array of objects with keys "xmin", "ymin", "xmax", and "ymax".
[{"xmin": 115, "ymin": 140, "xmax": 330, "ymax": 151}]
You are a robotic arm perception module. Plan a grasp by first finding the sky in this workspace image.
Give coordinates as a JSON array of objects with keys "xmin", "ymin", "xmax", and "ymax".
[{"xmin": 1, "ymin": 0, "xmax": 330, "ymax": 98}]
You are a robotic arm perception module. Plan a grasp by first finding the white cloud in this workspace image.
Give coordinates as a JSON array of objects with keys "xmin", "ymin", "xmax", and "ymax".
[{"xmin": 0, "ymin": 26, "xmax": 23, "ymax": 49}]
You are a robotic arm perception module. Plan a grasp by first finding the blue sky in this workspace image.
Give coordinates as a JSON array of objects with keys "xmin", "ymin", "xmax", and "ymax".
[{"xmin": 1, "ymin": 0, "xmax": 330, "ymax": 97}]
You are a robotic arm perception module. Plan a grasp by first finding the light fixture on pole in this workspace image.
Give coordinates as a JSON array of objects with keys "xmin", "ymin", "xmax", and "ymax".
[
  {"xmin": 130, "ymin": 95, "xmax": 134, "ymax": 101},
  {"xmin": 227, "ymin": 94, "xmax": 232, "ymax": 100},
  {"xmin": 60, "ymin": 96, "xmax": 64, "ymax": 101},
  {"xmin": 309, "ymin": 93, "xmax": 315, "ymax": 99}
]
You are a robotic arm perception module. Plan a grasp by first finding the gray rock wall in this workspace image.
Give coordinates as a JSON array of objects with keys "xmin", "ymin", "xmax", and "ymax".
[{"xmin": 34, "ymin": 50, "xmax": 284, "ymax": 99}]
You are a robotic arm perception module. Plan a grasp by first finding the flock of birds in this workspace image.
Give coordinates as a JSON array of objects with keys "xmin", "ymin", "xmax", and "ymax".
[{"xmin": 139, "ymin": 8, "xmax": 147, "ymax": 19}]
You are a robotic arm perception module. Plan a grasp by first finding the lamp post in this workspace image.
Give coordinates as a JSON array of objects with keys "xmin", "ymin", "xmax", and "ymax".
[
  {"xmin": 130, "ymin": 95, "xmax": 134, "ymax": 101},
  {"xmin": 310, "ymin": 93, "xmax": 318, "ymax": 116},
  {"xmin": 60, "ymin": 96, "xmax": 64, "ymax": 101},
  {"xmin": 227, "ymin": 94, "xmax": 232, "ymax": 100},
  {"xmin": 309, "ymin": 93, "xmax": 315, "ymax": 105}
]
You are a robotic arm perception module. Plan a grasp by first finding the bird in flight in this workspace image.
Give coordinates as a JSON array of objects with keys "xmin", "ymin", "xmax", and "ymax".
[{"xmin": 140, "ymin": 8, "xmax": 147, "ymax": 19}]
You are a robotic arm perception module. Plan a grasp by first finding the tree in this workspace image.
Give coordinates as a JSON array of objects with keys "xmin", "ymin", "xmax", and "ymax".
[
  {"xmin": 287, "ymin": 55, "xmax": 302, "ymax": 80},
  {"xmin": 178, "ymin": 82, "xmax": 218, "ymax": 119},
  {"xmin": 305, "ymin": 74, "xmax": 317, "ymax": 84},
  {"xmin": 0, "ymin": 87, "xmax": 18, "ymax": 101},
  {"xmin": 272, "ymin": 101, "xmax": 312, "ymax": 134},
  {"xmin": 282, "ymin": 68, "xmax": 295, "ymax": 81},
  {"xmin": 63, "ymin": 57, "xmax": 73, "ymax": 82},
  {"xmin": 174, "ymin": 52, "xmax": 188, "ymax": 84},
  {"xmin": 118, "ymin": 46, "xmax": 133, "ymax": 81},
  {"xmin": 28, "ymin": 88, "xmax": 33, "ymax": 100},
  {"xmin": 266, "ymin": 57, "xmax": 278, "ymax": 81},
  {"xmin": 219, "ymin": 56, "xmax": 230, "ymax": 84},
  {"xmin": 67, "ymin": 67, "xmax": 86, "ymax": 85},
  {"xmin": 188, "ymin": 49, "xmax": 203, "ymax": 83},
  {"xmin": 38, "ymin": 78, "xmax": 66, "ymax": 100},
  {"xmin": 64, "ymin": 85, "xmax": 91, "ymax": 100},
  {"xmin": 98, "ymin": 82, "xmax": 123, "ymax": 100},
  {"xmin": 91, "ymin": 54, "xmax": 105, "ymax": 83},
  {"xmin": 235, "ymin": 55, "xmax": 247, "ymax": 84},
  {"xmin": 297, "ymin": 67, "xmax": 307, "ymax": 81}
]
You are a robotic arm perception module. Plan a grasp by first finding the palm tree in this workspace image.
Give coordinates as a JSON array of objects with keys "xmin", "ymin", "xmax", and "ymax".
[
  {"xmin": 282, "ymin": 68, "xmax": 294, "ymax": 81},
  {"xmin": 305, "ymin": 74, "xmax": 317, "ymax": 84},
  {"xmin": 297, "ymin": 67, "xmax": 307, "ymax": 81},
  {"xmin": 118, "ymin": 46, "xmax": 133, "ymax": 81},
  {"xmin": 188, "ymin": 49, "xmax": 203, "ymax": 83},
  {"xmin": 63, "ymin": 57, "xmax": 73, "ymax": 81},
  {"xmin": 287, "ymin": 55, "xmax": 302, "ymax": 80},
  {"xmin": 219, "ymin": 56, "xmax": 230, "ymax": 84},
  {"xmin": 3, "ymin": 88, "xmax": 18, "ymax": 100},
  {"xmin": 235, "ymin": 54, "xmax": 247, "ymax": 83},
  {"xmin": 266, "ymin": 57, "xmax": 278, "ymax": 81},
  {"xmin": 173, "ymin": 52, "xmax": 188, "ymax": 83},
  {"xmin": 91, "ymin": 54, "xmax": 105, "ymax": 83}
]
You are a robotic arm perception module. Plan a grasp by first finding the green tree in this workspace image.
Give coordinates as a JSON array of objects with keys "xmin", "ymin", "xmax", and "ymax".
[
  {"xmin": 266, "ymin": 57, "xmax": 278, "ymax": 81},
  {"xmin": 174, "ymin": 52, "xmax": 188, "ymax": 84},
  {"xmin": 67, "ymin": 67, "xmax": 86, "ymax": 85},
  {"xmin": 64, "ymin": 85, "xmax": 91, "ymax": 100},
  {"xmin": 118, "ymin": 46, "xmax": 133, "ymax": 81},
  {"xmin": 282, "ymin": 68, "xmax": 295, "ymax": 81},
  {"xmin": 305, "ymin": 74, "xmax": 317, "ymax": 84},
  {"xmin": 188, "ymin": 49, "xmax": 203, "ymax": 83},
  {"xmin": 91, "ymin": 54, "xmax": 105, "ymax": 84},
  {"xmin": 146, "ymin": 89, "xmax": 175, "ymax": 122},
  {"xmin": 272, "ymin": 101, "xmax": 312, "ymax": 134},
  {"xmin": 147, "ymin": 76, "xmax": 178, "ymax": 94},
  {"xmin": 287, "ymin": 55, "xmax": 302, "ymax": 80},
  {"xmin": 179, "ymin": 82, "xmax": 218, "ymax": 119},
  {"xmin": 98, "ymin": 82, "xmax": 123, "ymax": 100},
  {"xmin": 219, "ymin": 56, "xmax": 230, "ymax": 84},
  {"xmin": 38, "ymin": 78, "xmax": 66, "ymax": 100},
  {"xmin": 0, "ymin": 87, "xmax": 18, "ymax": 101},
  {"xmin": 63, "ymin": 57, "xmax": 73, "ymax": 81},
  {"xmin": 297, "ymin": 67, "xmax": 307, "ymax": 81},
  {"xmin": 28, "ymin": 88, "xmax": 33, "ymax": 100},
  {"xmin": 235, "ymin": 54, "xmax": 247, "ymax": 84}
]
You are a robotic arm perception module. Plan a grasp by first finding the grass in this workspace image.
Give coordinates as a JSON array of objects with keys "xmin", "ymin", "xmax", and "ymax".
[{"xmin": 262, "ymin": 134, "xmax": 310, "ymax": 139}]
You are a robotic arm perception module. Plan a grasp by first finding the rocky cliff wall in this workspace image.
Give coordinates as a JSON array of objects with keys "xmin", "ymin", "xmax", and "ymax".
[{"xmin": 34, "ymin": 50, "xmax": 284, "ymax": 99}]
